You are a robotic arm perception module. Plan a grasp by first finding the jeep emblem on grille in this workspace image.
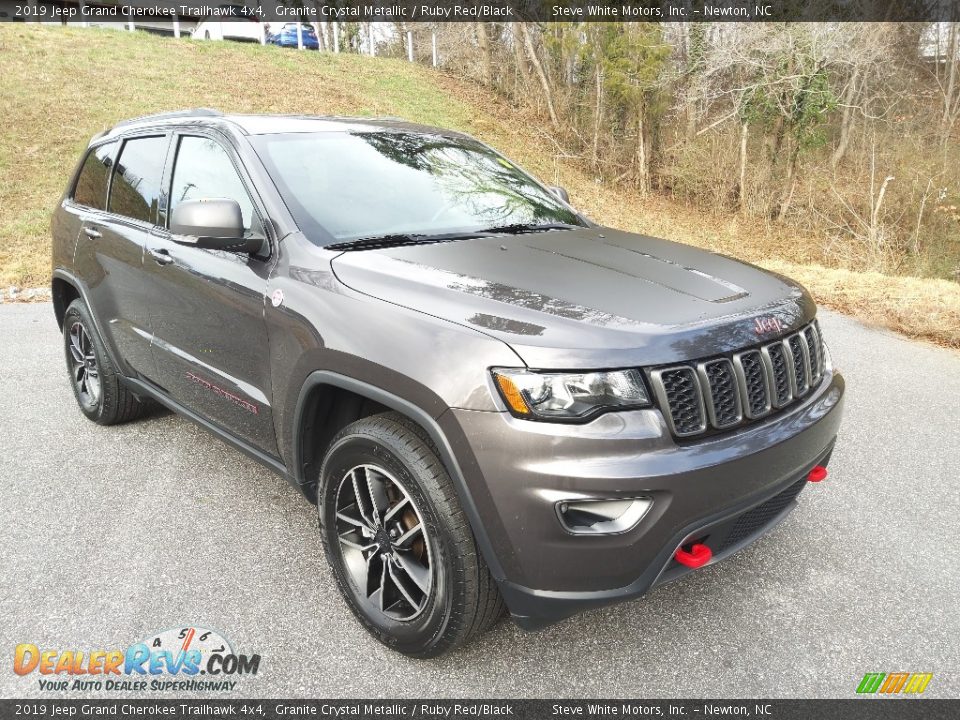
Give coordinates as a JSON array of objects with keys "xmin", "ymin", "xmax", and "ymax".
[{"xmin": 754, "ymin": 316, "xmax": 783, "ymax": 335}]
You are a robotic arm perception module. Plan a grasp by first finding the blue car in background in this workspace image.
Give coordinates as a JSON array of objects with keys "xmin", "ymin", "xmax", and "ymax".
[{"xmin": 267, "ymin": 23, "xmax": 320, "ymax": 50}]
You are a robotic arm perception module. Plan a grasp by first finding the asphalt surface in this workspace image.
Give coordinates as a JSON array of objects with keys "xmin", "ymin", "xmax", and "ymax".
[{"xmin": 0, "ymin": 303, "xmax": 957, "ymax": 699}]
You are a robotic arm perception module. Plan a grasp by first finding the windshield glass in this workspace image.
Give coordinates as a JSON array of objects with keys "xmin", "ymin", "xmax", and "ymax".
[{"xmin": 251, "ymin": 131, "xmax": 584, "ymax": 245}]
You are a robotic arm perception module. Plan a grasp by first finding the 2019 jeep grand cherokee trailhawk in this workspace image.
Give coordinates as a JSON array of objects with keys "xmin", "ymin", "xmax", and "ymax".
[{"xmin": 51, "ymin": 109, "xmax": 844, "ymax": 657}]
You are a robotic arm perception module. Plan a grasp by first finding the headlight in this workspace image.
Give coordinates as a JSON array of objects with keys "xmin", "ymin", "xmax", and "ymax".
[{"xmin": 491, "ymin": 368, "xmax": 650, "ymax": 421}]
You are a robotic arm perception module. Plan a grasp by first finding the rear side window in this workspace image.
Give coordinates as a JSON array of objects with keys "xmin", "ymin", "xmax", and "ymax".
[
  {"xmin": 169, "ymin": 135, "xmax": 260, "ymax": 233},
  {"xmin": 108, "ymin": 136, "xmax": 168, "ymax": 223},
  {"xmin": 72, "ymin": 142, "xmax": 116, "ymax": 210}
]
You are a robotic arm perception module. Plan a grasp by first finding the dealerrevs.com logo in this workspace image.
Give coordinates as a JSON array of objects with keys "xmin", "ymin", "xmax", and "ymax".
[{"xmin": 13, "ymin": 626, "xmax": 260, "ymax": 693}]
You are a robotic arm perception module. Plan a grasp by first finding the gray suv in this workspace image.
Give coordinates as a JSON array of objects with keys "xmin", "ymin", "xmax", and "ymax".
[{"xmin": 51, "ymin": 109, "xmax": 845, "ymax": 657}]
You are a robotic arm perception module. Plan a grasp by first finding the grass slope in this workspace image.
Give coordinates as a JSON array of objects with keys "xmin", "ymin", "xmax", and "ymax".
[{"xmin": 3, "ymin": 25, "xmax": 958, "ymax": 347}]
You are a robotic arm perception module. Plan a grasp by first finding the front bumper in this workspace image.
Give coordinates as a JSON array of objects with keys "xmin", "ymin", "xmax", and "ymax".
[{"xmin": 438, "ymin": 369, "xmax": 844, "ymax": 629}]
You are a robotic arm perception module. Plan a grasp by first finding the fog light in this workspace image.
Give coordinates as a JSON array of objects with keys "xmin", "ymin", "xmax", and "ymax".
[{"xmin": 557, "ymin": 497, "xmax": 652, "ymax": 535}]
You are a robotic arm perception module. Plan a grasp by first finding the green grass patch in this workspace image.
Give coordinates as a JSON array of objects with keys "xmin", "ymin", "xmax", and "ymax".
[{"xmin": 0, "ymin": 25, "xmax": 484, "ymax": 287}]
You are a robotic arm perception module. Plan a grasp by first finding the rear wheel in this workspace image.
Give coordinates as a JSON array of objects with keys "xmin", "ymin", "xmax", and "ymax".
[
  {"xmin": 62, "ymin": 299, "xmax": 144, "ymax": 425},
  {"xmin": 318, "ymin": 413, "xmax": 504, "ymax": 657}
]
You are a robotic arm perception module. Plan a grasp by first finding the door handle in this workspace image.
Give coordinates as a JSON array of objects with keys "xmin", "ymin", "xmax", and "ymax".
[
  {"xmin": 148, "ymin": 247, "xmax": 174, "ymax": 266},
  {"xmin": 82, "ymin": 227, "xmax": 101, "ymax": 239}
]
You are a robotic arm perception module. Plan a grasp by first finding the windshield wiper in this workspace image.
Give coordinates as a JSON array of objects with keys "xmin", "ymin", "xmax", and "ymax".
[
  {"xmin": 327, "ymin": 231, "xmax": 482, "ymax": 251},
  {"xmin": 479, "ymin": 222, "xmax": 580, "ymax": 235}
]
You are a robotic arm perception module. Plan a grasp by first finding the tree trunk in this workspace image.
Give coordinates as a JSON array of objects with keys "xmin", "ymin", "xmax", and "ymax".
[
  {"xmin": 636, "ymin": 105, "xmax": 650, "ymax": 195},
  {"xmin": 592, "ymin": 65, "xmax": 603, "ymax": 168},
  {"xmin": 317, "ymin": 21, "xmax": 328, "ymax": 52},
  {"xmin": 831, "ymin": 66, "xmax": 861, "ymax": 168},
  {"xmin": 684, "ymin": 23, "xmax": 706, "ymax": 141},
  {"xmin": 684, "ymin": 98, "xmax": 698, "ymax": 143},
  {"xmin": 767, "ymin": 115, "xmax": 786, "ymax": 159},
  {"xmin": 941, "ymin": 23, "xmax": 959, "ymax": 143},
  {"xmin": 476, "ymin": 23, "xmax": 492, "ymax": 86},
  {"xmin": 311, "ymin": 5, "xmax": 326, "ymax": 50},
  {"xmin": 777, "ymin": 142, "xmax": 800, "ymax": 221},
  {"xmin": 511, "ymin": 23, "xmax": 526, "ymax": 97},
  {"xmin": 519, "ymin": 23, "xmax": 559, "ymax": 128},
  {"xmin": 739, "ymin": 121, "xmax": 749, "ymax": 214}
]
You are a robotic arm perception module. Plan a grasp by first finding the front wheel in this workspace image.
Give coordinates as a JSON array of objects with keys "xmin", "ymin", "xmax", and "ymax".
[{"xmin": 318, "ymin": 413, "xmax": 503, "ymax": 657}]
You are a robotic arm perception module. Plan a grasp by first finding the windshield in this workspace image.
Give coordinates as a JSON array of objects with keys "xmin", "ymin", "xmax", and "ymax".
[{"xmin": 251, "ymin": 130, "xmax": 585, "ymax": 245}]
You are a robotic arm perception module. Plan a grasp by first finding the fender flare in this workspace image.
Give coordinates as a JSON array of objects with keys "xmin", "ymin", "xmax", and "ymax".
[
  {"xmin": 52, "ymin": 269, "xmax": 124, "ymax": 370},
  {"xmin": 292, "ymin": 370, "xmax": 506, "ymax": 582}
]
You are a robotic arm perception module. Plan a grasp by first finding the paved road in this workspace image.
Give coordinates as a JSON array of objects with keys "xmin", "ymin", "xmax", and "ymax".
[{"xmin": 1, "ymin": 304, "xmax": 957, "ymax": 699}]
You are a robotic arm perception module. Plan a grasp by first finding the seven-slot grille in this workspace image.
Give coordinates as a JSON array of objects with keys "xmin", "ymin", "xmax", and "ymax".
[
  {"xmin": 650, "ymin": 320, "xmax": 826, "ymax": 439},
  {"xmin": 652, "ymin": 367, "xmax": 705, "ymax": 436}
]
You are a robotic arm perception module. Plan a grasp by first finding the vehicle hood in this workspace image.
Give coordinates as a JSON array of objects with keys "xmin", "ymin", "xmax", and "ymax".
[{"xmin": 330, "ymin": 226, "xmax": 816, "ymax": 368}]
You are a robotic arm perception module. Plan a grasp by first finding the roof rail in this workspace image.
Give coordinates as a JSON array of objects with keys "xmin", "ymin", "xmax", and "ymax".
[
  {"xmin": 304, "ymin": 114, "xmax": 409, "ymax": 123},
  {"xmin": 112, "ymin": 108, "xmax": 223, "ymax": 129}
]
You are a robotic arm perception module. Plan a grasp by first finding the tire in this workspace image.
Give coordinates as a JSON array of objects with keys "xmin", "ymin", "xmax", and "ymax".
[
  {"xmin": 318, "ymin": 412, "xmax": 504, "ymax": 657},
  {"xmin": 62, "ymin": 299, "xmax": 144, "ymax": 425}
]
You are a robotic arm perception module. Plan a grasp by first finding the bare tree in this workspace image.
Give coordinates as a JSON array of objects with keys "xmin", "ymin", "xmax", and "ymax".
[
  {"xmin": 937, "ymin": 23, "xmax": 960, "ymax": 145},
  {"xmin": 475, "ymin": 23, "xmax": 492, "ymax": 85},
  {"xmin": 518, "ymin": 23, "xmax": 559, "ymax": 127}
]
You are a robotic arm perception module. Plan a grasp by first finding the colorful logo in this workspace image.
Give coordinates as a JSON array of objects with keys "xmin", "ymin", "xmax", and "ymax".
[
  {"xmin": 13, "ymin": 626, "xmax": 260, "ymax": 692},
  {"xmin": 856, "ymin": 672, "xmax": 933, "ymax": 695}
]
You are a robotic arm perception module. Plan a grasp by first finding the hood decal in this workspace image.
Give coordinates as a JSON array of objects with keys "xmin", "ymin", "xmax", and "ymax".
[
  {"xmin": 526, "ymin": 239, "xmax": 749, "ymax": 303},
  {"xmin": 467, "ymin": 313, "xmax": 546, "ymax": 337},
  {"xmin": 603, "ymin": 241, "xmax": 750, "ymax": 302},
  {"xmin": 398, "ymin": 258, "xmax": 646, "ymax": 329}
]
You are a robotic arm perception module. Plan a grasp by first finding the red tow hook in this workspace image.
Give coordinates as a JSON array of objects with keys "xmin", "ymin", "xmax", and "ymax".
[
  {"xmin": 808, "ymin": 465, "xmax": 828, "ymax": 483},
  {"xmin": 674, "ymin": 543, "xmax": 712, "ymax": 569}
]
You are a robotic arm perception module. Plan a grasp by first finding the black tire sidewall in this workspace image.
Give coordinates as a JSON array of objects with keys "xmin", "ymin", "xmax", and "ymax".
[
  {"xmin": 319, "ymin": 433, "xmax": 456, "ymax": 656},
  {"xmin": 63, "ymin": 303, "xmax": 105, "ymax": 422}
]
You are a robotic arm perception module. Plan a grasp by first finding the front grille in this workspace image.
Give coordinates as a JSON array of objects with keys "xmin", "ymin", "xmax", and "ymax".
[
  {"xmin": 650, "ymin": 320, "xmax": 826, "ymax": 439},
  {"xmin": 734, "ymin": 350, "xmax": 770, "ymax": 419},
  {"xmin": 717, "ymin": 478, "xmax": 806, "ymax": 553},
  {"xmin": 653, "ymin": 367, "xmax": 705, "ymax": 436},
  {"xmin": 699, "ymin": 359, "xmax": 741, "ymax": 428},
  {"xmin": 765, "ymin": 342, "xmax": 792, "ymax": 407},
  {"xmin": 803, "ymin": 322, "xmax": 823, "ymax": 386},
  {"xmin": 788, "ymin": 334, "xmax": 810, "ymax": 396}
]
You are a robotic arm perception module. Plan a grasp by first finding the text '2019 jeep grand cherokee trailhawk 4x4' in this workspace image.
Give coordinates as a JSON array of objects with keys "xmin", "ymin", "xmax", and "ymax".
[{"xmin": 51, "ymin": 109, "xmax": 844, "ymax": 657}]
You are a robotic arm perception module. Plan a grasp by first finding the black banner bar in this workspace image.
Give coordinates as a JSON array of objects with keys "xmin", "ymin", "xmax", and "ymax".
[
  {"xmin": 1, "ymin": 700, "xmax": 958, "ymax": 720},
  {"xmin": 2, "ymin": 0, "xmax": 960, "ymax": 23}
]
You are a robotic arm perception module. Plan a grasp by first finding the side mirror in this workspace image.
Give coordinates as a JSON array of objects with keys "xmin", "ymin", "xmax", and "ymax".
[
  {"xmin": 548, "ymin": 186, "xmax": 570, "ymax": 204},
  {"xmin": 170, "ymin": 198, "xmax": 262, "ymax": 253}
]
